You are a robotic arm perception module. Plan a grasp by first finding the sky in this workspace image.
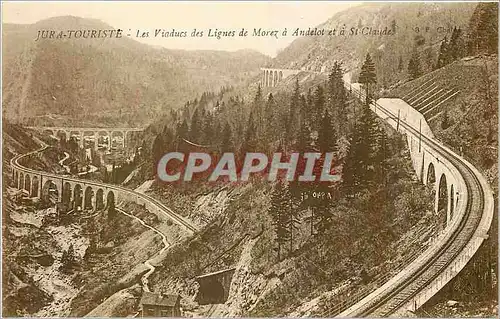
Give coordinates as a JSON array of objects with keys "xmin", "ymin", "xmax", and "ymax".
[{"xmin": 2, "ymin": 1, "xmax": 358, "ymax": 56}]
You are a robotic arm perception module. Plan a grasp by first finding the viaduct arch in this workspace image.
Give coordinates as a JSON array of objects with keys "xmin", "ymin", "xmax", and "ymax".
[
  {"xmin": 26, "ymin": 126, "xmax": 144, "ymax": 150},
  {"xmin": 10, "ymin": 144, "xmax": 197, "ymax": 234},
  {"xmin": 342, "ymin": 78, "xmax": 494, "ymax": 316},
  {"xmin": 260, "ymin": 68, "xmax": 301, "ymax": 87}
]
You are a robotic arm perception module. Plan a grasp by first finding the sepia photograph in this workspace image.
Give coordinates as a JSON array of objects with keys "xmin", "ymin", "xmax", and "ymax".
[{"xmin": 1, "ymin": 1, "xmax": 498, "ymax": 317}]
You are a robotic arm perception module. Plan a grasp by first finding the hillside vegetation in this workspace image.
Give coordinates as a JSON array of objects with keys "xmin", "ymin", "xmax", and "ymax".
[
  {"xmin": 273, "ymin": 2, "xmax": 476, "ymax": 89},
  {"xmin": 2, "ymin": 16, "xmax": 270, "ymax": 127}
]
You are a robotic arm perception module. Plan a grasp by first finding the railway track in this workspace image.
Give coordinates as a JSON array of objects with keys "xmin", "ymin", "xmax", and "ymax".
[
  {"xmin": 10, "ymin": 142, "xmax": 198, "ymax": 234},
  {"xmin": 340, "ymin": 83, "xmax": 492, "ymax": 316}
]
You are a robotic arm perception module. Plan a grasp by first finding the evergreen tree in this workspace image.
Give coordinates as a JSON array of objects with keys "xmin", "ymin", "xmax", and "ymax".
[
  {"xmin": 189, "ymin": 107, "xmax": 202, "ymax": 142},
  {"xmin": 312, "ymin": 85, "xmax": 325, "ymax": 131},
  {"xmin": 283, "ymin": 182, "xmax": 300, "ymax": 253},
  {"xmin": 408, "ymin": 51, "xmax": 423, "ymax": 80},
  {"xmin": 285, "ymin": 78, "xmax": 301, "ymax": 144},
  {"xmin": 253, "ymin": 84, "xmax": 264, "ymax": 136},
  {"xmin": 317, "ymin": 109, "xmax": 338, "ymax": 155},
  {"xmin": 202, "ymin": 112, "xmax": 214, "ymax": 144},
  {"xmin": 327, "ymin": 61, "xmax": 347, "ymax": 131},
  {"xmin": 398, "ymin": 55, "xmax": 404, "ymax": 72},
  {"xmin": 373, "ymin": 125, "xmax": 389, "ymax": 185},
  {"xmin": 60, "ymin": 244, "xmax": 76, "ymax": 273},
  {"xmin": 436, "ymin": 37, "xmax": 450, "ymax": 69},
  {"xmin": 296, "ymin": 121, "xmax": 313, "ymax": 153},
  {"xmin": 264, "ymin": 93, "xmax": 277, "ymax": 143},
  {"xmin": 448, "ymin": 27, "xmax": 465, "ymax": 61},
  {"xmin": 441, "ymin": 105, "xmax": 452, "ymax": 129},
  {"xmin": 269, "ymin": 182, "xmax": 290, "ymax": 261},
  {"xmin": 241, "ymin": 112, "xmax": 257, "ymax": 153},
  {"xmin": 358, "ymin": 53, "xmax": 377, "ymax": 104},
  {"xmin": 220, "ymin": 122, "xmax": 233, "ymax": 152},
  {"xmin": 176, "ymin": 119, "xmax": 189, "ymax": 139},
  {"xmin": 467, "ymin": 2, "xmax": 498, "ymax": 56},
  {"xmin": 152, "ymin": 133, "xmax": 165, "ymax": 173},
  {"xmin": 342, "ymin": 103, "xmax": 380, "ymax": 195}
]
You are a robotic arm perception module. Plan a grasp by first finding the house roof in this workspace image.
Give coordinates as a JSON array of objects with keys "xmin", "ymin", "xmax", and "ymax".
[{"xmin": 140, "ymin": 292, "xmax": 180, "ymax": 307}]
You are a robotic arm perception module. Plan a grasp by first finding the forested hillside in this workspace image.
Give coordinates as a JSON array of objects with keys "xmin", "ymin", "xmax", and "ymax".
[
  {"xmin": 2, "ymin": 16, "xmax": 270, "ymax": 127},
  {"xmin": 272, "ymin": 2, "xmax": 476, "ymax": 89}
]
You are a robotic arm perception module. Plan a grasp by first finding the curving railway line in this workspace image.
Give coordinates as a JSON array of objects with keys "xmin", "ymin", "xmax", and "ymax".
[
  {"xmin": 338, "ymin": 83, "xmax": 494, "ymax": 316},
  {"xmin": 10, "ymin": 142, "xmax": 198, "ymax": 234},
  {"xmin": 8, "ymin": 79, "xmax": 494, "ymax": 316}
]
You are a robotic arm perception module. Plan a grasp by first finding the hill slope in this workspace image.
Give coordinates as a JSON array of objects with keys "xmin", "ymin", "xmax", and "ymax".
[
  {"xmin": 272, "ymin": 2, "xmax": 476, "ymax": 88},
  {"xmin": 2, "ymin": 16, "xmax": 270, "ymax": 127}
]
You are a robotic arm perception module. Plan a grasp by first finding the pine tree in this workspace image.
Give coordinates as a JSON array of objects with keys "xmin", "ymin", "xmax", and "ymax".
[
  {"xmin": 296, "ymin": 121, "xmax": 313, "ymax": 153},
  {"xmin": 342, "ymin": 103, "xmax": 380, "ymax": 195},
  {"xmin": 373, "ymin": 126, "xmax": 389, "ymax": 185},
  {"xmin": 467, "ymin": 2, "xmax": 498, "ymax": 56},
  {"xmin": 241, "ymin": 112, "xmax": 257, "ymax": 153},
  {"xmin": 283, "ymin": 182, "xmax": 300, "ymax": 253},
  {"xmin": 253, "ymin": 84, "xmax": 264, "ymax": 136},
  {"xmin": 60, "ymin": 244, "xmax": 76, "ymax": 273},
  {"xmin": 436, "ymin": 36, "xmax": 450, "ymax": 70},
  {"xmin": 408, "ymin": 51, "xmax": 423, "ymax": 80},
  {"xmin": 189, "ymin": 107, "xmax": 202, "ymax": 142},
  {"xmin": 358, "ymin": 53, "xmax": 377, "ymax": 104},
  {"xmin": 269, "ymin": 182, "xmax": 290, "ymax": 261},
  {"xmin": 152, "ymin": 133, "xmax": 165, "ymax": 174},
  {"xmin": 312, "ymin": 85, "xmax": 325, "ymax": 132},
  {"xmin": 448, "ymin": 27, "xmax": 465, "ymax": 61},
  {"xmin": 264, "ymin": 93, "xmax": 277, "ymax": 143},
  {"xmin": 221, "ymin": 123, "xmax": 232, "ymax": 152},
  {"xmin": 317, "ymin": 109, "xmax": 338, "ymax": 155},
  {"xmin": 441, "ymin": 106, "xmax": 452, "ymax": 129},
  {"xmin": 398, "ymin": 55, "xmax": 404, "ymax": 72},
  {"xmin": 327, "ymin": 61, "xmax": 347, "ymax": 132},
  {"xmin": 176, "ymin": 119, "xmax": 189, "ymax": 139},
  {"xmin": 285, "ymin": 78, "xmax": 301, "ymax": 144},
  {"xmin": 202, "ymin": 113, "xmax": 214, "ymax": 144}
]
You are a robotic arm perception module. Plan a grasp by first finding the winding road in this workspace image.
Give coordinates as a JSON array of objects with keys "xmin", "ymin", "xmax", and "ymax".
[
  {"xmin": 12, "ymin": 140, "xmax": 199, "ymax": 294},
  {"xmin": 116, "ymin": 207, "xmax": 170, "ymax": 292}
]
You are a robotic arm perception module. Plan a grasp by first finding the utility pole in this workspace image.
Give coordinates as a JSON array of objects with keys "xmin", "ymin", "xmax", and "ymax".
[
  {"xmin": 397, "ymin": 109, "xmax": 400, "ymax": 132},
  {"xmin": 419, "ymin": 119, "xmax": 422, "ymax": 152}
]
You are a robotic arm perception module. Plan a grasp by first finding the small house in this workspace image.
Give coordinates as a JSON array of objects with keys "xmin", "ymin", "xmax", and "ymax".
[{"xmin": 139, "ymin": 291, "xmax": 181, "ymax": 317}]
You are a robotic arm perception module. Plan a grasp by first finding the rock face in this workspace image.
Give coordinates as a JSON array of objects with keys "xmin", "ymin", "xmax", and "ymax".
[
  {"xmin": 210, "ymin": 238, "xmax": 281, "ymax": 317},
  {"xmin": 84, "ymin": 284, "xmax": 142, "ymax": 317}
]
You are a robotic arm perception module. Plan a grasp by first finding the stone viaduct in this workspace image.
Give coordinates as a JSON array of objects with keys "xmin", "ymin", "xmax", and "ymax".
[
  {"xmin": 27, "ymin": 126, "xmax": 143, "ymax": 149},
  {"xmin": 342, "ymin": 79, "xmax": 493, "ymax": 316},
  {"xmin": 347, "ymin": 82, "xmax": 463, "ymax": 226},
  {"xmin": 11, "ymin": 145, "xmax": 197, "ymax": 234},
  {"xmin": 260, "ymin": 68, "xmax": 301, "ymax": 87}
]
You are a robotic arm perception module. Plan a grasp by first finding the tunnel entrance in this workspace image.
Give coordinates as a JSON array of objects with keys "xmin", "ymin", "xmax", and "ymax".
[{"xmin": 195, "ymin": 268, "xmax": 235, "ymax": 305}]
